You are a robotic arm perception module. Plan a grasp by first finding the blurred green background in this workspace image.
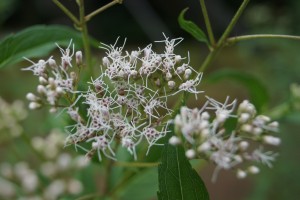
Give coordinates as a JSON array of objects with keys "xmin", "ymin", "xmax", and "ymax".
[{"xmin": 0, "ymin": 0, "xmax": 300, "ymax": 199}]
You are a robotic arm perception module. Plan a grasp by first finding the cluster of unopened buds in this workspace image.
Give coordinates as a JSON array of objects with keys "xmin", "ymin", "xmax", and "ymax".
[
  {"xmin": 23, "ymin": 41, "xmax": 82, "ymax": 113},
  {"xmin": 0, "ymin": 97, "xmax": 27, "ymax": 137},
  {"xmin": 0, "ymin": 130, "xmax": 88, "ymax": 200},
  {"xmin": 170, "ymin": 97, "xmax": 280, "ymax": 181},
  {"xmin": 23, "ymin": 35, "xmax": 203, "ymax": 161}
]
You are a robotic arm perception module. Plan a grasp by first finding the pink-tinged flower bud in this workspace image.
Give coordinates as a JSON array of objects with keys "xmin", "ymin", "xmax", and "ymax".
[
  {"xmin": 184, "ymin": 69, "xmax": 192, "ymax": 79},
  {"xmin": 48, "ymin": 58, "xmax": 57, "ymax": 69},
  {"xmin": 176, "ymin": 66, "xmax": 184, "ymax": 74},
  {"xmin": 76, "ymin": 51, "xmax": 83, "ymax": 65},
  {"xmin": 37, "ymin": 85, "xmax": 47, "ymax": 94}
]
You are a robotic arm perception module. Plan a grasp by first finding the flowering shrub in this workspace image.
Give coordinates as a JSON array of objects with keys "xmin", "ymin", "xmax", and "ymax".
[{"xmin": 1, "ymin": 0, "xmax": 299, "ymax": 199}]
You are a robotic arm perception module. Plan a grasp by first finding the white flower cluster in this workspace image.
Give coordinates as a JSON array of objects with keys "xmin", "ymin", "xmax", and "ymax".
[
  {"xmin": 171, "ymin": 97, "xmax": 280, "ymax": 181},
  {"xmin": 0, "ymin": 130, "xmax": 88, "ymax": 200},
  {"xmin": 23, "ymin": 36, "xmax": 202, "ymax": 161},
  {"xmin": 0, "ymin": 97, "xmax": 27, "ymax": 137},
  {"xmin": 65, "ymin": 36, "xmax": 202, "ymax": 160},
  {"xmin": 23, "ymin": 41, "xmax": 82, "ymax": 112}
]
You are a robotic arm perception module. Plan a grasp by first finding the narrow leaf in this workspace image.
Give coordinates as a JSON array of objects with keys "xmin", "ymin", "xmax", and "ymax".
[
  {"xmin": 157, "ymin": 126, "xmax": 209, "ymax": 200},
  {"xmin": 0, "ymin": 25, "xmax": 98, "ymax": 68},
  {"xmin": 206, "ymin": 69, "xmax": 269, "ymax": 112},
  {"xmin": 178, "ymin": 8, "xmax": 208, "ymax": 44}
]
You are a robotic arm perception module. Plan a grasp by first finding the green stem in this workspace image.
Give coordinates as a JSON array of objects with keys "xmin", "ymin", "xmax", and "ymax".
[
  {"xmin": 78, "ymin": 0, "xmax": 92, "ymax": 76},
  {"xmin": 199, "ymin": 0, "xmax": 250, "ymax": 72},
  {"xmin": 216, "ymin": 0, "xmax": 250, "ymax": 47},
  {"xmin": 267, "ymin": 101, "xmax": 291, "ymax": 119},
  {"xmin": 52, "ymin": 0, "xmax": 80, "ymax": 25},
  {"xmin": 199, "ymin": 0, "xmax": 215, "ymax": 46},
  {"xmin": 85, "ymin": 0, "xmax": 123, "ymax": 22},
  {"xmin": 170, "ymin": 0, "xmax": 251, "ymax": 117},
  {"xmin": 227, "ymin": 34, "xmax": 300, "ymax": 44}
]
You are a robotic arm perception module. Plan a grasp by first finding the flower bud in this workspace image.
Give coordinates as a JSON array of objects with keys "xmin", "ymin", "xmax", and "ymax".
[
  {"xmin": 168, "ymin": 81, "xmax": 175, "ymax": 89},
  {"xmin": 26, "ymin": 93, "xmax": 38, "ymax": 101},
  {"xmin": 37, "ymin": 85, "xmax": 47, "ymax": 94},
  {"xmin": 248, "ymin": 165, "xmax": 260, "ymax": 174},
  {"xmin": 165, "ymin": 72, "xmax": 172, "ymax": 81},
  {"xmin": 239, "ymin": 141, "xmax": 249, "ymax": 151},
  {"xmin": 263, "ymin": 135, "xmax": 281, "ymax": 146},
  {"xmin": 39, "ymin": 76, "xmax": 48, "ymax": 85},
  {"xmin": 29, "ymin": 102, "xmax": 41, "ymax": 110},
  {"xmin": 75, "ymin": 51, "xmax": 83, "ymax": 65},
  {"xmin": 197, "ymin": 142, "xmax": 211, "ymax": 152},
  {"xmin": 184, "ymin": 69, "xmax": 192, "ymax": 79},
  {"xmin": 56, "ymin": 87, "xmax": 64, "ymax": 94},
  {"xmin": 174, "ymin": 55, "xmax": 182, "ymax": 63},
  {"xmin": 237, "ymin": 169, "xmax": 247, "ymax": 179},
  {"xmin": 185, "ymin": 149, "xmax": 196, "ymax": 159},
  {"xmin": 48, "ymin": 58, "xmax": 57, "ymax": 69},
  {"xmin": 169, "ymin": 136, "xmax": 181, "ymax": 145},
  {"xmin": 102, "ymin": 57, "xmax": 110, "ymax": 67}
]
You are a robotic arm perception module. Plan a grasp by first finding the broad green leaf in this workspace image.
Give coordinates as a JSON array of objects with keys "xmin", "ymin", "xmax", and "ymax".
[
  {"xmin": 178, "ymin": 8, "xmax": 208, "ymax": 44},
  {"xmin": 0, "ymin": 25, "xmax": 98, "ymax": 68},
  {"xmin": 117, "ymin": 168, "xmax": 158, "ymax": 200},
  {"xmin": 206, "ymin": 69, "xmax": 269, "ymax": 112},
  {"xmin": 157, "ymin": 126, "xmax": 209, "ymax": 200}
]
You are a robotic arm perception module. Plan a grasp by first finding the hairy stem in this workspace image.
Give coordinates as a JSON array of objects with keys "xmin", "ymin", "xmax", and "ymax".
[
  {"xmin": 78, "ymin": 0, "xmax": 92, "ymax": 75},
  {"xmin": 199, "ymin": 0, "xmax": 216, "ymax": 46},
  {"xmin": 227, "ymin": 34, "xmax": 300, "ymax": 44}
]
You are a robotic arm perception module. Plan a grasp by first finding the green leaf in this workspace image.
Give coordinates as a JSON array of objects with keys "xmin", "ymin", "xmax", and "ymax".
[
  {"xmin": 157, "ymin": 126, "xmax": 209, "ymax": 200},
  {"xmin": 206, "ymin": 69, "xmax": 269, "ymax": 112},
  {"xmin": 0, "ymin": 25, "xmax": 98, "ymax": 68},
  {"xmin": 117, "ymin": 168, "xmax": 158, "ymax": 200},
  {"xmin": 178, "ymin": 8, "xmax": 208, "ymax": 44}
]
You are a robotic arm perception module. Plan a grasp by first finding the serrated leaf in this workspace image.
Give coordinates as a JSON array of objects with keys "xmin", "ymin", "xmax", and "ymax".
[
  {"xmin": 178, "ymin": 8, "xmax": 208, "ymax": 44},
  {"xmin": 0, "ymin": 25, "xmax": 98, "ymax": 68},
  {"xmin": 157, "ymin": 126, "xmax": 209, "ymax": 200},
  {"xmin": 206, "ymin": 69, "xmax": 269, "ymax": 112}
]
